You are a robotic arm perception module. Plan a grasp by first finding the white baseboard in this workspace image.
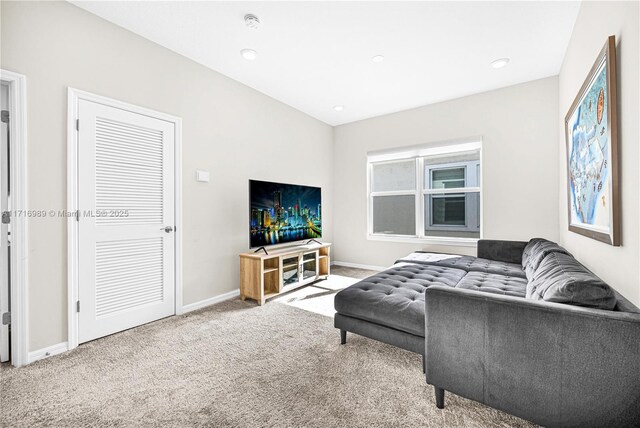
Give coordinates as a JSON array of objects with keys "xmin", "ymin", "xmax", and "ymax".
[
  {"xmin": 25, "ymin": 291, "xmax": 239, "ymax": 364},
  {"xmin": 331, "ymin": 261, "xmax": 386, "ymax": 272},
  {"xmin": 182, "ymin": 289, "xmax": 240, "ymax": 313},
  {"xmin": 27, "ymin": 342, "xmax": 69, "ymax": 364}
]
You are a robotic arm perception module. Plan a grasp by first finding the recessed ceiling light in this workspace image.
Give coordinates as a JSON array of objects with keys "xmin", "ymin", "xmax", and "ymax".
[
  {"xmin": 372, "ymin": 55, "xmax": 385, "ymax": 63},
  {"xmin": 333, "ymin": 105, "xmax": 344, "ymax": 112},
  {"xmin": 244, "ymin": 14, "xmax": 260, "ymax": 29},
  {"xmin": 491, "ymin": 58, "xmax": 510, "ymax": 69},
  {"xmin": 241, "ymin": 49, "xmax": 257, "ymax": 61}
]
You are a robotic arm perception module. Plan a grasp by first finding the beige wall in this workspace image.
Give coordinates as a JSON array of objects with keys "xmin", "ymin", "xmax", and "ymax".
[
  {"xmin": 558, "ymin": 1, "xmax": 640, "ymax": 305},
  {"xmin": 0, "ymin": 1, "xmax": 333, "ymax": 351},
  {"xmin": 332, "ymin": 77, "xmax": 560, "ymax": 267}
]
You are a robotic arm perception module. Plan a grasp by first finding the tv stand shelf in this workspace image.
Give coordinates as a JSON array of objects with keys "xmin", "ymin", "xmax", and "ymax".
[{"xmin": 239, "ymin": 242, "xmax": 331, "ymax": 305}]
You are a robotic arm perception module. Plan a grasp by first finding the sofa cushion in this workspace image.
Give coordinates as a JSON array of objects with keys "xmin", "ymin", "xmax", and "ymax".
[
  {"xmin": 456, "ymin": 272, "xmax": 527, "ymax": 297},
  {"xmin": 522, "ymin": 238, "xmax": 571, "ymax": 280},
  {"xmin": 397, "ymin": 253, "xmax": 526, "ymax": 279},
  {"xmin": 477, "ymin": 240, "xmax": 528, "ymax": 265},
  {"xmin": 334, "ymin": 263, "xmax": 467, "ymax": 337},
  {"xmin": 526, "ymin": 252, "xmax": 616, "ymax": 310}
]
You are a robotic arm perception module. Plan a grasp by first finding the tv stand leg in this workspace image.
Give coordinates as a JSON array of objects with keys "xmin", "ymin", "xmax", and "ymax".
[
  {"xmin": 254, "ymin": 246, "xmax": 268, "ymax": 255},
  {"xmin": 307, "ymin": 239, "xmax": 322, "ymax": 245}
]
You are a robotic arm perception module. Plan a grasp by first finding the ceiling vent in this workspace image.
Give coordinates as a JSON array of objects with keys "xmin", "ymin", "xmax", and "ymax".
[{"xmin": 244, "ymin": 14, "xmax": 260, "ymax": 29}]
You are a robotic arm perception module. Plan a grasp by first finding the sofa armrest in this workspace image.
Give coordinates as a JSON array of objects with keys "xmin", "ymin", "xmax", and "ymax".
[
  {"xmin": 476, "ymin": 239, "xmax": 527, "ymax": 264},
  {"xmin": 424, "ymin": 285, "xmax": 640, "ymax": 427}
]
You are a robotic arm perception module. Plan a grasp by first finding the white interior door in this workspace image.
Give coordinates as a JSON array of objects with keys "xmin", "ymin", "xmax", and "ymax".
[
  {"xmin": 0, "ymin": 83, "xmax": 9, "ymax": 362},
  {"xmin": 78, "ymin": 99, "xmax": 175, "ymax": 344}
]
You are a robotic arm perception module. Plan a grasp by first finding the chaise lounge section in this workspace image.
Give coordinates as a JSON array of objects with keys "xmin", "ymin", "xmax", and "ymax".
[
  {"xmin": 334, "ymin": 240, "xmax": 529, "ymax": 359},
  {"xmin": 334, "ymin": 239, "xmax": 640, "ymax": 426}
]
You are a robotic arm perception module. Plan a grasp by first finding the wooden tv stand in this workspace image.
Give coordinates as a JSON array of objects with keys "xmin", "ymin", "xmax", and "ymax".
[{"xmin": 239, "ymin": 242, "xmax": 331, "ymax": 305}]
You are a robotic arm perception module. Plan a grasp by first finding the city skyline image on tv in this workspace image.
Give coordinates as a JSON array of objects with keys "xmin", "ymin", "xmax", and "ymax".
[{"xmin": 249, "ymin": 180, "xmax": 322, "ymax": 248}]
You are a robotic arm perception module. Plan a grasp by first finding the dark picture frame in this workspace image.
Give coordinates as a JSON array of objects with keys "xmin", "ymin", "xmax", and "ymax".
[{"xmin": 564, "ymin": 35, "xmax": 620, "ymax": 246}]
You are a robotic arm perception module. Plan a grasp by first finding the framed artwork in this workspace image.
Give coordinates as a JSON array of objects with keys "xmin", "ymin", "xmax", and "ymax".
[{"xmin": 565, "ymin": 35, "xmax": 620, "ymax": 246}]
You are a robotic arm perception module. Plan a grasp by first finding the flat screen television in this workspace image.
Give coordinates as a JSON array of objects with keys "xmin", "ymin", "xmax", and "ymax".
[{"xmin": 249, "ymin": 180, "xmax": 322, "ymax": 248}]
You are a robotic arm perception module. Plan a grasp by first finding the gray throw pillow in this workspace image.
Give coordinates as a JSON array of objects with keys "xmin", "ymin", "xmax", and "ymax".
[
  {"xmin": 526, "ymin": 252, "xmax": 616, "ymax": 310},
  {"xmin": 522, "ymin": 238, "xmax": 571, "ymax": 280}
]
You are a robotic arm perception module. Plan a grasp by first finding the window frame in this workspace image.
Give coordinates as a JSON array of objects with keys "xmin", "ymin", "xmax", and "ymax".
[
  {"xmin": 428, "ymin": 165, "xmax": 466, "ymax": 190},
  {"xmin": 424, "ymin": 160, "xmax": 481, "ymax": 233},
  {"xmin": 367, "ymin": 139, "xmax": 482, "ymax": 247},
  {"xmin": 368, "ymin": 158, "xmax": 419, "ymax": 238}
]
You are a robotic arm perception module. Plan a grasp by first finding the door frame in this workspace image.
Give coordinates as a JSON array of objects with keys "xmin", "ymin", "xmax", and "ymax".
[
  {"xmin": 0, "ymin": 70, "xmax": 28, "ymax": 367},
  {"xmin": 67, "ymin": 88, "xmax": 183, "ymax": 351}
]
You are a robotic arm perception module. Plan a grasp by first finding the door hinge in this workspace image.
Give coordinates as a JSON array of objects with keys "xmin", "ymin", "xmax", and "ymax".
[
  {"xmin": 76, "ymin": 300, "xmax": 80, "ymax": 313},
  {"xmin": 1, "ymin": 312, "xmax": 10, "ymax": 325},
  {"xmin": 1, "ymin": 211, "xmax": 9, "ymax": 224},
  {"xmin": 76, "ymin": 119, "xmax": 80, "ymax": 131},
  {"xmin": 1, "ymin": 110, "xmax": 9, "ymax": 123}
]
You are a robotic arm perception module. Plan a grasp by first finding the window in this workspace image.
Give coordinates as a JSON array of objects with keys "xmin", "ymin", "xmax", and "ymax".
[
  {"xmin": 370, "ymin": 160, "xmax": 416, "ymax": 235},
  {"xmin": 424, "ymin": 154, "xmax": 480, "ymax": 238},
  {"xmin": 368, "ymin": 140, "xmax": 481, "ymax": 244}
]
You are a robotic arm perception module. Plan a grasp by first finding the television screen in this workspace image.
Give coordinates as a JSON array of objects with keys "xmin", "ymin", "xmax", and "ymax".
[{"xmin": 249, "ymin": 180, "xmax": 322, "ymax": 248}]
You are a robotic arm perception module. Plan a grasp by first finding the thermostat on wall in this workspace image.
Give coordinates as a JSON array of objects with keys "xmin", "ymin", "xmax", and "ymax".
[{"xmin": 196, "ymin": 170, "xmax": 210, "ymax": 182}]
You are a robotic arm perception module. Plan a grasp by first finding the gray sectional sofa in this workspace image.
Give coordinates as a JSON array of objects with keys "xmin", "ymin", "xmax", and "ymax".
[{"xmin": 334, "ymin": 239, "xmax": 640, "ymax": 427}]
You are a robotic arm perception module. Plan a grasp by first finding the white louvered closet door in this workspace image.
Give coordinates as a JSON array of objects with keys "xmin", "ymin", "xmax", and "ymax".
[{"xmin": 78, "ymin": 99, "xmax": 175, "ymax": 344}]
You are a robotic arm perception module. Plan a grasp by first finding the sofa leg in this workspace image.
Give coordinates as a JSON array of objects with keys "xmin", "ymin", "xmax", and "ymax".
[
  {"xmin": 340, "ymin": 329, "xmax": 347, "ymax": 345},
  {"xmin": 422, "ymin": 354, "xmax": 426, "ymax": 374},
  {"xmin": 434, "ymin": 386, "xmax": 445, "ymax": 409}
]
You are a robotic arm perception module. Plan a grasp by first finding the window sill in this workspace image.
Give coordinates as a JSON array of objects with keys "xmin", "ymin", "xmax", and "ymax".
[{"xmin": 367, "ymin": 234, "xmax": 479, "ymax": 247}]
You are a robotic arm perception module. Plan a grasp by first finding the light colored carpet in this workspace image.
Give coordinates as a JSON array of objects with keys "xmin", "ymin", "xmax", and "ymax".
[
  {"xmin": 329, "ymin": 265, "xmax": 381, "ymax": 279},
  {"xmin": 271, "ymin": 265, "xmax": 377, "ymax": 317},
  {"xmin": 0, "ymin": 271, "xmax": 536, "ymax": 427}
]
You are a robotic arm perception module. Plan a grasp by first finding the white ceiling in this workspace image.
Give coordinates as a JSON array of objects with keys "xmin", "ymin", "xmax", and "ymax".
[{"xmin": 71, "ymin": 1, "xmax": 581, "ymax": 126}]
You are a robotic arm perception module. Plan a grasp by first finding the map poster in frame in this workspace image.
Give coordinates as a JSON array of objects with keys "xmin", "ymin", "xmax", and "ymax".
[{"xmin": 565, "ymin": 35, "xmax": 620, "ymax": 246}]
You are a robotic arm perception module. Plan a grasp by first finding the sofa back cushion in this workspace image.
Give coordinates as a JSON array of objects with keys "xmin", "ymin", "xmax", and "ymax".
[
  {"xmin": 522, "ymin": 238, "xmax": 571, "ymax": 280},
  {"xmin": 526, "ymin": 252, "xmax": 616, "ymax": 310}
]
